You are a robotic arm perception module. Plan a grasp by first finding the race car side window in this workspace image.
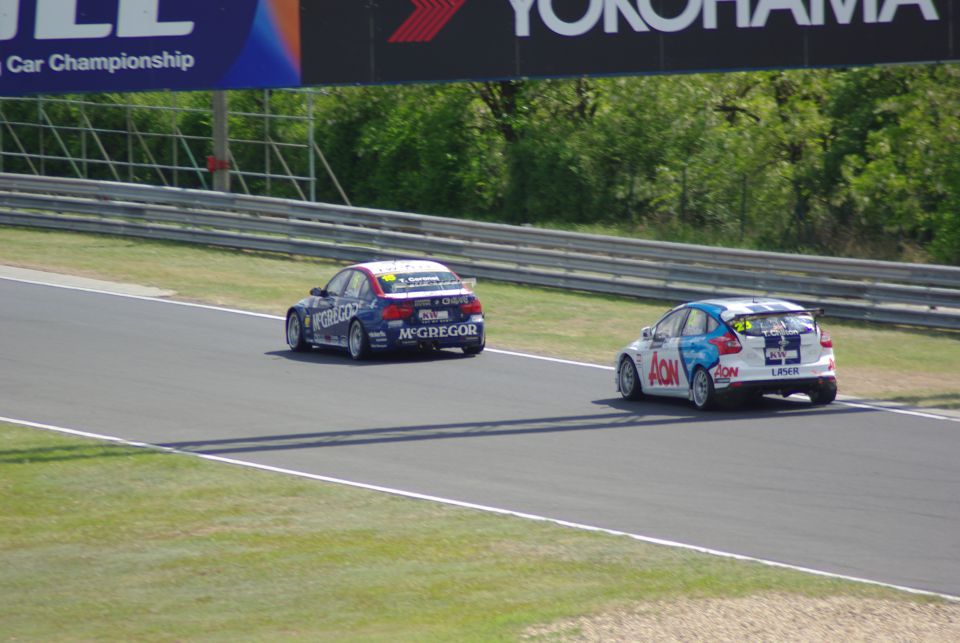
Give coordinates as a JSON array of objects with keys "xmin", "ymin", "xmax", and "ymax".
[
  {"xmin": 324, "ymin": 271, "xmax": 351, "ymax": 297},
  {"xmin": 706, "ymin": 315, "xmax": 719, "ymax": 333},
  {"xmin": 357, "ymin": 278, "xmax": 375, "ymax": 303},
  {"xmin": 343, "ymin": 270, "xmax": 366, "ymax": 299},
  {"xmin": 655, "ymin": 309, "xmax": 688, "ymax": 339},
  {"xmin": 682, "ymin": 309, "xmax": 708, "ymax": 336}
]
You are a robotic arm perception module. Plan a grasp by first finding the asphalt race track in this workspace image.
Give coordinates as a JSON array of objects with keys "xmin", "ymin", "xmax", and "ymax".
[{"xmin": 3, "ymin": 277, "xmax": 959, "ymax": 597}]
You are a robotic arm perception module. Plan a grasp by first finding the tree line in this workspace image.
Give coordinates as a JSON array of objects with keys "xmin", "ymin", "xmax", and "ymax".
[{"xmin": 2, "ymin": 65, "xmax": 958, "ymax": 264}]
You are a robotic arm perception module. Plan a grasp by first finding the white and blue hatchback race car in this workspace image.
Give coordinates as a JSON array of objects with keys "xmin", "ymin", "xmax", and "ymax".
[
  {"xmin": 286, "ymin": 259, "xmax": 485, "ymax": 360},
  {"xmin": 615, "ymin": 298, "xmax": 837, "ymax": 409}
]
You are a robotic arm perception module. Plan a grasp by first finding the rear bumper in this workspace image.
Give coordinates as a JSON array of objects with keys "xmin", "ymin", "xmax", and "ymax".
[
  {"xmin": 374, "ymin": 320, "xmax": 485, "ymax": 351},
  {"xmin": 721, "ymin": 375, "xmax": 837, "ymax": 397}
]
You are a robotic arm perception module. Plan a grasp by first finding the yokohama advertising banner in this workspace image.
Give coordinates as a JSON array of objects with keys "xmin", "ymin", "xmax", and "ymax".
[
  {"xmin": 0, "ymin": 1, "xmax": 956, "ymax": 96},
  {"xmin": 301, "ymin": 0, "xmax": 957, "ymax": 85},
  {"xmin": 0, "ymin": 0, "xmax": 301, "ymax": 96}
]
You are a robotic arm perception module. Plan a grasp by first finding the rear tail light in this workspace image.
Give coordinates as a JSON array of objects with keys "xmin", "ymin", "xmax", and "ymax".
[
  {"xmin": 709, "ymin": 331, "xmax": 742, "ymax": 355},
  {"xmin": 820, "ymin": 328, "xmax": 833, "ymax": 348},
  {"xmin": 382, "ymin": 302, "xmax": 414, "ymax": 320},
  {"xmin": 460, "ymin": 298, "xmax": 483, "ymax": 315}
]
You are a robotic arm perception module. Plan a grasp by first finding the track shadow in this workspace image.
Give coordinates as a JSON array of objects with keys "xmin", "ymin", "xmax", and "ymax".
[
  {"xmin": 595, "ymin": 394, "xmax": 866, "ymax": 420},
  {"xmin": 159, "ymin": 402, "xmax": 873, "ymax": 456},
  {"xmin": 264, "ymin": 347, "xmax": 476, "ymax": 366}
]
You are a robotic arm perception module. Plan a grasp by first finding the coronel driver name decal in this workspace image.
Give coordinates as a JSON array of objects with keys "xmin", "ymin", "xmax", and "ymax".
[{"xmin": 399, "ymin": 323, "xmax": 479, "ymax": 340}]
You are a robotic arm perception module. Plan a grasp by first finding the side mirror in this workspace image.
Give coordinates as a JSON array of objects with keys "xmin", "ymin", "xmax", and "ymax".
[
  {"xmin": 641, "ymin": 326, "xmax": 652, "ymax": 340},
  {"xmin": 310, "ymin": 287, "xmax": 328, "ymax": 297}
]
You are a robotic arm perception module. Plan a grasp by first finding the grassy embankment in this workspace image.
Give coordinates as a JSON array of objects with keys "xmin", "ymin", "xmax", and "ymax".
[{"xmin": 1, "ymin": 226, "xmax": 957, "ymax": 406}]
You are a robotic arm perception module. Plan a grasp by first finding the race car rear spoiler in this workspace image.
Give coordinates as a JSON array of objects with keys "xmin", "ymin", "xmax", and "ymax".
[{"xmin": 720, "ymin": 308, "xmax": 825, "ymax": 323}]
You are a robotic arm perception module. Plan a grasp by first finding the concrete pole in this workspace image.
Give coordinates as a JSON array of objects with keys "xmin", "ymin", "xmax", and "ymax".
[{"xmin": 212, "ymin": 90, "xmax": 231, "ymax": 193}]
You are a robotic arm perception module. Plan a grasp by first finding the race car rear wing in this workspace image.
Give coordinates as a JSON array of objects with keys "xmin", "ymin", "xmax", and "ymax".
[{"xmin": 720, "ymin": 308, "xmax": 825, "ymax": 323}]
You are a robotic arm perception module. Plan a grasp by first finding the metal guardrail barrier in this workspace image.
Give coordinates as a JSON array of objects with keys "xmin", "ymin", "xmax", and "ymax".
[{"xmin": 1, "ymin": 172, "xmax": 959, "ymax": 330}]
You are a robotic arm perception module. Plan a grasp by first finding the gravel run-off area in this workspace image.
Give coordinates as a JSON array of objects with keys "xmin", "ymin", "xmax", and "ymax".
[{"xmin": 524, "ymin": 595, "xmax": 960, "ymax": 642}]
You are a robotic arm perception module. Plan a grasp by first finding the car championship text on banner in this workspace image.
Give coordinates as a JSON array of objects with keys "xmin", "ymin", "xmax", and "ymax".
[
  {"xmin": 1, "ymin": 0, "xmax": 958, "ymax": 95},
  {"xmin": 0, "ymin": 0, "xmax": 301, "ymax": 95}
]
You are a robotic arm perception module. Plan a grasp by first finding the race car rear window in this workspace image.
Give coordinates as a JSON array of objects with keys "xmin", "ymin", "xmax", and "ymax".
[
  {"xmin": 378, "ymin": 271, "xmax": 462, "ymax": 294},
  {"xmin": 733, "ymin": 313, "xmax": 816, "ymax": 336}
]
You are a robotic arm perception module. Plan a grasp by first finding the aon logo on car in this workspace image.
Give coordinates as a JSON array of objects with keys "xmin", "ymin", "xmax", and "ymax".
[
  {"xmin": 648, "ymin": 352, "xmax": 680, "ymax": 386},
  {"xmin": 714, "ymin": 365, "xmax": 739, "ymax": 379}
]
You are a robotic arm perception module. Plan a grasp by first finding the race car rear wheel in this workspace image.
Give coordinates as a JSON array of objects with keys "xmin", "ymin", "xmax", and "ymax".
[
  {"xmin": 618, "ymin": 357, "xmax": 643, "ymax": 400},
  {"xmin": 348, "ymin": 320, "xmax": 370, "ymax": 361},
  {"xmin": 691, "ymin": 367, "xmax": 716, "ymax": 410},
  {"xmin": 462, "ymin": 335, "xmax": 485, "ymax": 355},
  {"xmin": 286, "ymin": 311, "xmax": 307, "ymax": 352},
  {"xmin": 809, "ymin": 382, "xmax": 838, "ymax": 405}
]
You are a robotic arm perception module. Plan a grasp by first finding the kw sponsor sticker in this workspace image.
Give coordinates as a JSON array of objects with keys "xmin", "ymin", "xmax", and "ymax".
[
  {"xmin": 647, "ymin": 351, "xmax": 681, "ymax": 387},
  {"xmin": 764, "ymin": 335, "xmax": 801, "ymax": 365},
  {"xmin": 399, "ymin": 323, "xmax": 478, "ymax": 340},
  {"xmin": 419, "ymin": 309, "xmax": 450, "ymax": 322}
]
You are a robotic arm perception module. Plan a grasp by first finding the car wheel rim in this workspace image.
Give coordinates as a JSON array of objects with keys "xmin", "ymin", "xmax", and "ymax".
[
  {"xmin": 620, "ymin": 361, "xmax": 634, "ymax": 394},
  {"xmin": 287, "ymin": 315, "xmax": 299, "ymax": 347},
  {"xmin": 694, "ymin": 371, "xmax": 708, "ymax": 406},
  {"xmin": 349, "ymin": 324, "xmax": 362, "ymax": 357}
]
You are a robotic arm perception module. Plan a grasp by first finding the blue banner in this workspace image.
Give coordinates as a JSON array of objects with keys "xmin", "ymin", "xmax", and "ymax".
[{"xmin": 0, "ymin": 0, "xmax": 301, "ymax": 96}]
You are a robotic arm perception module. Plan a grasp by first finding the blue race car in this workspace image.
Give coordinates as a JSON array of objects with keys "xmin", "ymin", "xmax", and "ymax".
[{"xmin": 285, "ymin": 260, "xmax": 485, "ymax": 359}]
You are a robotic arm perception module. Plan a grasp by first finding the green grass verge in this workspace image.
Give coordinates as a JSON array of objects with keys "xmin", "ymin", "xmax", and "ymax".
[
  {"xmin": 1, "ymin": 225, "xmax": 958, "ymax": 404},
  {"xmin": 0, "ymin": 422, "xmax": 920, "ymax": 641}
]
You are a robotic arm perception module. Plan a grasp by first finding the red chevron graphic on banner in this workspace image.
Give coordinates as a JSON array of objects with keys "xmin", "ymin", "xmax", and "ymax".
[{"xmin": 388, "ymin": 0, "xmax": 466, "ymax": 43}]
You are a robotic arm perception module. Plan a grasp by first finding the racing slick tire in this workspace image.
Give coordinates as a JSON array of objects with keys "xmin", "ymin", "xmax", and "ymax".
[
  {"xmin": 809, "ymin": 382, "xmax": 838, "ymax": 405},
  {"xmin": 618, "ymin": 357, "xmax": 644, "ymax": 401},
  {"xmin": 348, "ymin": 319, "xmax": 370, "ymax": 361},
  {"xmin": 286, "ymin": 310, "xmax": 308, "ymax": 352},
  {"xmin": 691, "ymin": 367, "xmax": 716, "ymax": 411}
]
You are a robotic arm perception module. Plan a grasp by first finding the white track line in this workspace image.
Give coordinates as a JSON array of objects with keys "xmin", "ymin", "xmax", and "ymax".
[{"xmin": 2, "ymin": 414, "xmax": 958, "ymax": 603}]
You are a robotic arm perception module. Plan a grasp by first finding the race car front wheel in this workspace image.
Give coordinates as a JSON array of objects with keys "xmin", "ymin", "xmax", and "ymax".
[
  {"xmin": 348, "ymin": 320, "xmax": 370, "ymax": 361},
  {"xmin": 691, "ymin": 367, "xmax": 716, "ymax": 410},
  {"xmin": 618, "ymin": 357, "xmax": 643, "ymax": 400},
  {"xmin": 286, "ymin": 311, "xmax": 307, "ymax": 352}
]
